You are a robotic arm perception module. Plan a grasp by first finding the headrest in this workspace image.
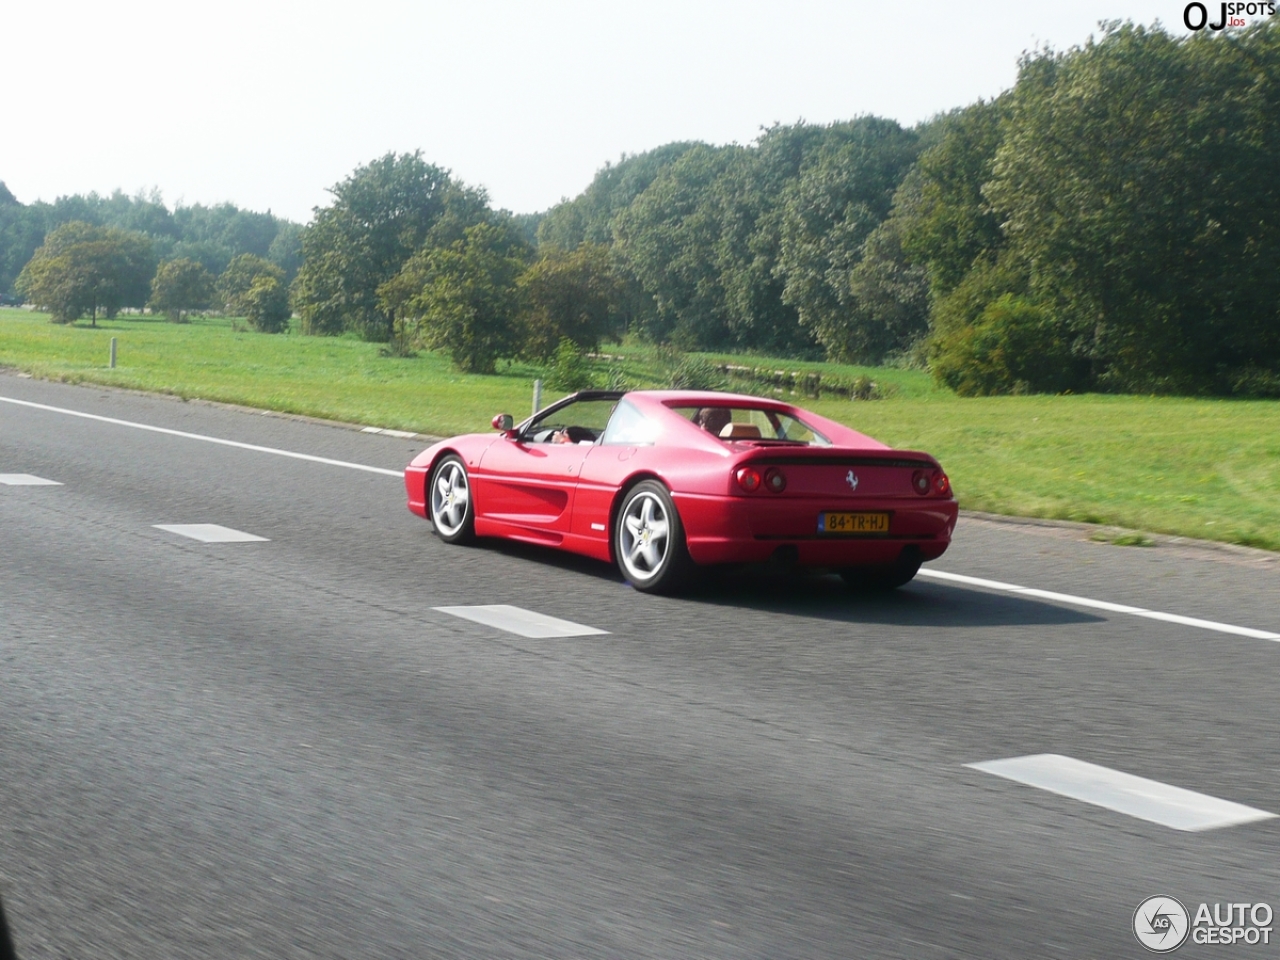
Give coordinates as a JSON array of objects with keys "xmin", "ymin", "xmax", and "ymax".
[{"xmin": 719, "ymin": 423, "xmax": 762, "ymax": 439}]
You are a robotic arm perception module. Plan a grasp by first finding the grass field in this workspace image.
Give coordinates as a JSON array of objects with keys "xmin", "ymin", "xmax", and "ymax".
[{"xmin": 3, "ymin": 307, "xmax": 1278, "ymax": 551}]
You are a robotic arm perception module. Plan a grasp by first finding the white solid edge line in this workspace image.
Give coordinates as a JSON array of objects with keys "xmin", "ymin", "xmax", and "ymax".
[
  {"xmin": 0, "ymin": 395, "xmax": 402, "ymax": 477},
  {"xmin": 918, "ymin": 568, "xmax": 1280, "ymax": 641}
]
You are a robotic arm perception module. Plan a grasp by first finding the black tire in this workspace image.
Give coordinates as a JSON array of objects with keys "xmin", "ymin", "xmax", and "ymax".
[
  {"xmin": 840, "ymin": 548, "xmax": 922, "ymax": 592},
  {"xmin": 614, "ymin": 481, "xmax": 696, "ymax": 594},
  {"xmin": 428, "ymin": 455, "xmax": 476, "ymax": 545}
]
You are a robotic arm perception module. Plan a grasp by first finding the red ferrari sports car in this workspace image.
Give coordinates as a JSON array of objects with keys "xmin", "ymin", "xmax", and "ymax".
[{"xmin": 404, "ymin": 390, "xmax": 957, "ymax": 593}]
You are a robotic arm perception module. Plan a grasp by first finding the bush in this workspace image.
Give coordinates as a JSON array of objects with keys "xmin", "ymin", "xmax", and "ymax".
[
  {"xmin": 669, "ymin": 355, "xmax": 728, "ymax": 391},
  {"xmin": 930, "ymin": 293, "xmax": 1081, "ymax": 396},
  {"xmin": 517, "ymin": 243, "xmax": 624, "ymax": 361},
  {"xmin": 606, "ymin": 366, "xmax": 630, "ymax": 391},
  {"xmin": 243, "ymin": 275, "xmax": 291, "ymax": 333},
  {"xmin": 1231, "ymin": 367, "xmax": 1280, "ymax": 399},
  {"xmin": 546, "ymin": 337, "xmax": 596, "ymax": 391},
  {"xmin": 150, "ymin": 257, "xmax": 215, "ymax": 324},
  {"xmin": 218, "ymin": 254, "xmax": 285, "ymax": 317}
]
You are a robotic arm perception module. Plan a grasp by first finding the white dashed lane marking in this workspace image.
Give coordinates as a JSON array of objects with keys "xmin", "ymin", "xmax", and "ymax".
[
  {"xmin": 0, "ymin": 474, "xmax": 63, "ymax": 485},
  {"xmin": 434, "ymin": 605, "xmax": 608, "ymax": 639},
  {"xmin": 968, "ymin": 754, "xmax": 1276, "ymax": 832},
  {"xmin": 919, "ymin": 569, "xmax": 1280, "ymax": 642},
  {"xmin": 154, "ymin": 524, "xmax": 270, "ymax": 543}
]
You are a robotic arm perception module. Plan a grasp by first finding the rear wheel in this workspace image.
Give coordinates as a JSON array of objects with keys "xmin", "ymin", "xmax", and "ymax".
[
  {"xmin": 614, "ymin": 481, "xmax": 695, "ymax": 594},
  {"xmin": 840, "ymin": 547, "xmax": 921, "ymax": 592},
  {"xmin": 429, "ymin": 455, "xmax": 475, "ymax": 544}
]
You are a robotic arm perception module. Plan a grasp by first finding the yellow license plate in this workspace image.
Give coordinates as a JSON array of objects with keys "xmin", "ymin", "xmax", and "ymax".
[{"xmin": 818, "ymin": 511, "xmax": 890, "ymax": 534}]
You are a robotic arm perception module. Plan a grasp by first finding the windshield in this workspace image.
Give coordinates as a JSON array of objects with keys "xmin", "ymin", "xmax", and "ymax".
[{"xmin": 671, "ymin": 405, "xmax": 831, "ymax": 445}]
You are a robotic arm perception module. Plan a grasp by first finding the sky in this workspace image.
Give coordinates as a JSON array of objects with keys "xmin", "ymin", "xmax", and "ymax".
[{"xmin": 1, "ymin": 0, "xmax": 1249, "ymax": 223}]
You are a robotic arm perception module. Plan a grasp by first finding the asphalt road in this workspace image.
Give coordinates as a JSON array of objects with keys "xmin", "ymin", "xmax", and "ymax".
[{"xmin": 2, "ymin": 372, "xmax": 1278, "ymax": 959}]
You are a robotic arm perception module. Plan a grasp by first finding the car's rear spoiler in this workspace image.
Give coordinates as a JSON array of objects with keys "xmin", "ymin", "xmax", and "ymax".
[{"xmin": 738, "ymin": 447, "xmax": 940, "ymax": 470}]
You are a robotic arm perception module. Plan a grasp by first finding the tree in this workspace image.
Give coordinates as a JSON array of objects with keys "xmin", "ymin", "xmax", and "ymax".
[
  {"xmin": 168, "ymin": 201, "xmax": 280, "ymax": 274},
  {"xmin": 378, "ymin": 220, "xmax": 531, "ymax": 372},
  {"xmin": 897, "ymin": 98, "xmax": 1009, "ymax": 303},
  {"xmin": 149, "ymin": 258, "xmax": 215, "ymax": 322},
  {"xmin": 100, "ymin": 188, "xmax": 178, "ymax": 239},
  {"xmin": 293, "ymin": 152, "xmax": 483, "ymax": 340},
  {"xmin": 978, "ymin": 20, "xmax": 1280, "ymax": 393},
  {"xmin": 776, "ymin": 118, "xmax": 920, "ymax": 360},
  {"xmin": 266, "ymin": 222, "xmax": 303, "ymax": 280},
  {"xmin": 705, "ymin": 127, "xmax": 814, "ymax": 357},
  {"xmin": 0, "ymin": 183, "xmax": 45, "ymax": 298},
  {"xmin": 1, "ymin": 187, "xmax": 300, "ymax": 307},
  {"xmin": 613, "ymin": 144, "xmax": 742, "ymax": 347},
  {"xmin": 536, "ymin": 142, "xmax": 701, "ymax": 249},
  {"xmin": 517, "ymin": 244, "xmax": 625, "ymax": 361},
  {"xmin": 15, "ymin": 221, "xmax": 154, "ymax": 325},
  {"xmin": 217, "ymin": 253, "xmax": 285, "ymax": 316},
  {"xmin": 842, "ymin": 214, "xmax": 931, "ymax": 364},
  {"xmin": 606, "ymin": 120, "xmax": 920, "ymax": 357}
]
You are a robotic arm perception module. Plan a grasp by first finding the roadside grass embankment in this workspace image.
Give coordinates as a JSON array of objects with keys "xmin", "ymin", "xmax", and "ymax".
[{"xmin": 2, "ymin": 307, "xmax": 1277, "ymax": 552}]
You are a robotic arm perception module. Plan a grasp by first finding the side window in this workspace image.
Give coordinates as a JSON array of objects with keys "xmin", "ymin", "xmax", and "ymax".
[
  {"xmin": 524, "ymin": 398, "xmax": 618, "ymax": 444},
  {"xmin": 601, "ymin": 399, "xmax": 659, "ymax": 445}
]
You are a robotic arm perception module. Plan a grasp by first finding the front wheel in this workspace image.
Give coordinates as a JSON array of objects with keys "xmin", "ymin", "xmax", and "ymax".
[
  {"xmin": 429, "ymin": 455, "xmax": 475, "ymax": 544},
  {"xmin": 614, "ymin": 481, "xmax": 696, "ymax": 594}
]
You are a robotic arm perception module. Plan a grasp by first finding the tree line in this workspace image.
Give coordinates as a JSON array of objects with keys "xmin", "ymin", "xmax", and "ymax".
[
  {"xmin": 12, "ymin": 219, "xmax": 293, "ymax": 331},
  {"xmin": 0, "ymin": 185, "xmax": 301, "ymax": 303},
  {"xmin": 287, "ymin": 19, "xmax": 1278, "ymax": 395},
  {"xmin": 6, "ymin": 18, "xmax": 1277, "ymax": 396},
  {"xmin": 917, "ymin": 19, "xmax": 1280, "ymax": 397}
]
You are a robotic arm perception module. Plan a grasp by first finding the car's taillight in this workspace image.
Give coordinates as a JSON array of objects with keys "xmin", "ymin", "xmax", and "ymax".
[
  {"xmin": 764, "ymin": 467, "xmax": 787, "ymax": 493},
  {"xmin": 912, "ymin": 469, "xmax": 951, "ymax": 496},
  {"xmin": 735, "ymin": 466, "xmax": 762, "ymax": 492}
]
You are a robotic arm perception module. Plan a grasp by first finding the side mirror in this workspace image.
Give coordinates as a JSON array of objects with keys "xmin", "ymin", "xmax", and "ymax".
[{"xmin": 492, "ymin": 413, "xmax": 517, "ymax": 438}]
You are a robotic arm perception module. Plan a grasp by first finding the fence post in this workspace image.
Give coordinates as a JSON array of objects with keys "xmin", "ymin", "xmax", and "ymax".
[{"xmin": 532, "ymin": 379, "xmax": 542, "ymax": 415}]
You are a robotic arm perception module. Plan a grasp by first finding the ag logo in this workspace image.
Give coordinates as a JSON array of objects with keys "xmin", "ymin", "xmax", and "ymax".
[{"xmin": 1134, "ymin": 896, "xmax": 1190, "ymax": 953}]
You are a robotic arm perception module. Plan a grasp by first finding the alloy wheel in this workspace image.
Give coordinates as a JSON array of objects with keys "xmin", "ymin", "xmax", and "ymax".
[
  {"xmin": 431, "ymin": 460, "xmax": 471, "ymax": 538},
  {"xmin": 619, "ymin": 490, "xmax": 671, "ymax": 582}
]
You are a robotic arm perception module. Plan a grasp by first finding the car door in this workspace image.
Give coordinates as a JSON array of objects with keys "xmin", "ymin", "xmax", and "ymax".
[
  {"xmin": 475, "ymin": 397, "xmax": 618, "ymax": 541},
  {"xmin": 572, "ymin": 398, "xmax": 664, "ymax": 547}
]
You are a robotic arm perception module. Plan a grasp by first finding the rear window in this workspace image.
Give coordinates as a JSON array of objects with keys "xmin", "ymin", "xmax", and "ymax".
[{"xmin": 671, "ymin": 405, "xmax": 830, "ymax": 446}]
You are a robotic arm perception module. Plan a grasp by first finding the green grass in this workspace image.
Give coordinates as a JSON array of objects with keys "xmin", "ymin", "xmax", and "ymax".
[
  {"xmin": 4, "ymin": 307, "xmax": 1278, "ymax": 551},
  {"xmin": 808, "ymin": 393, "xmax": 1280, "ymax": 552},
  {"xmin": 0, "ymin": 309, "xmax": 553, "ymax": 436}
]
